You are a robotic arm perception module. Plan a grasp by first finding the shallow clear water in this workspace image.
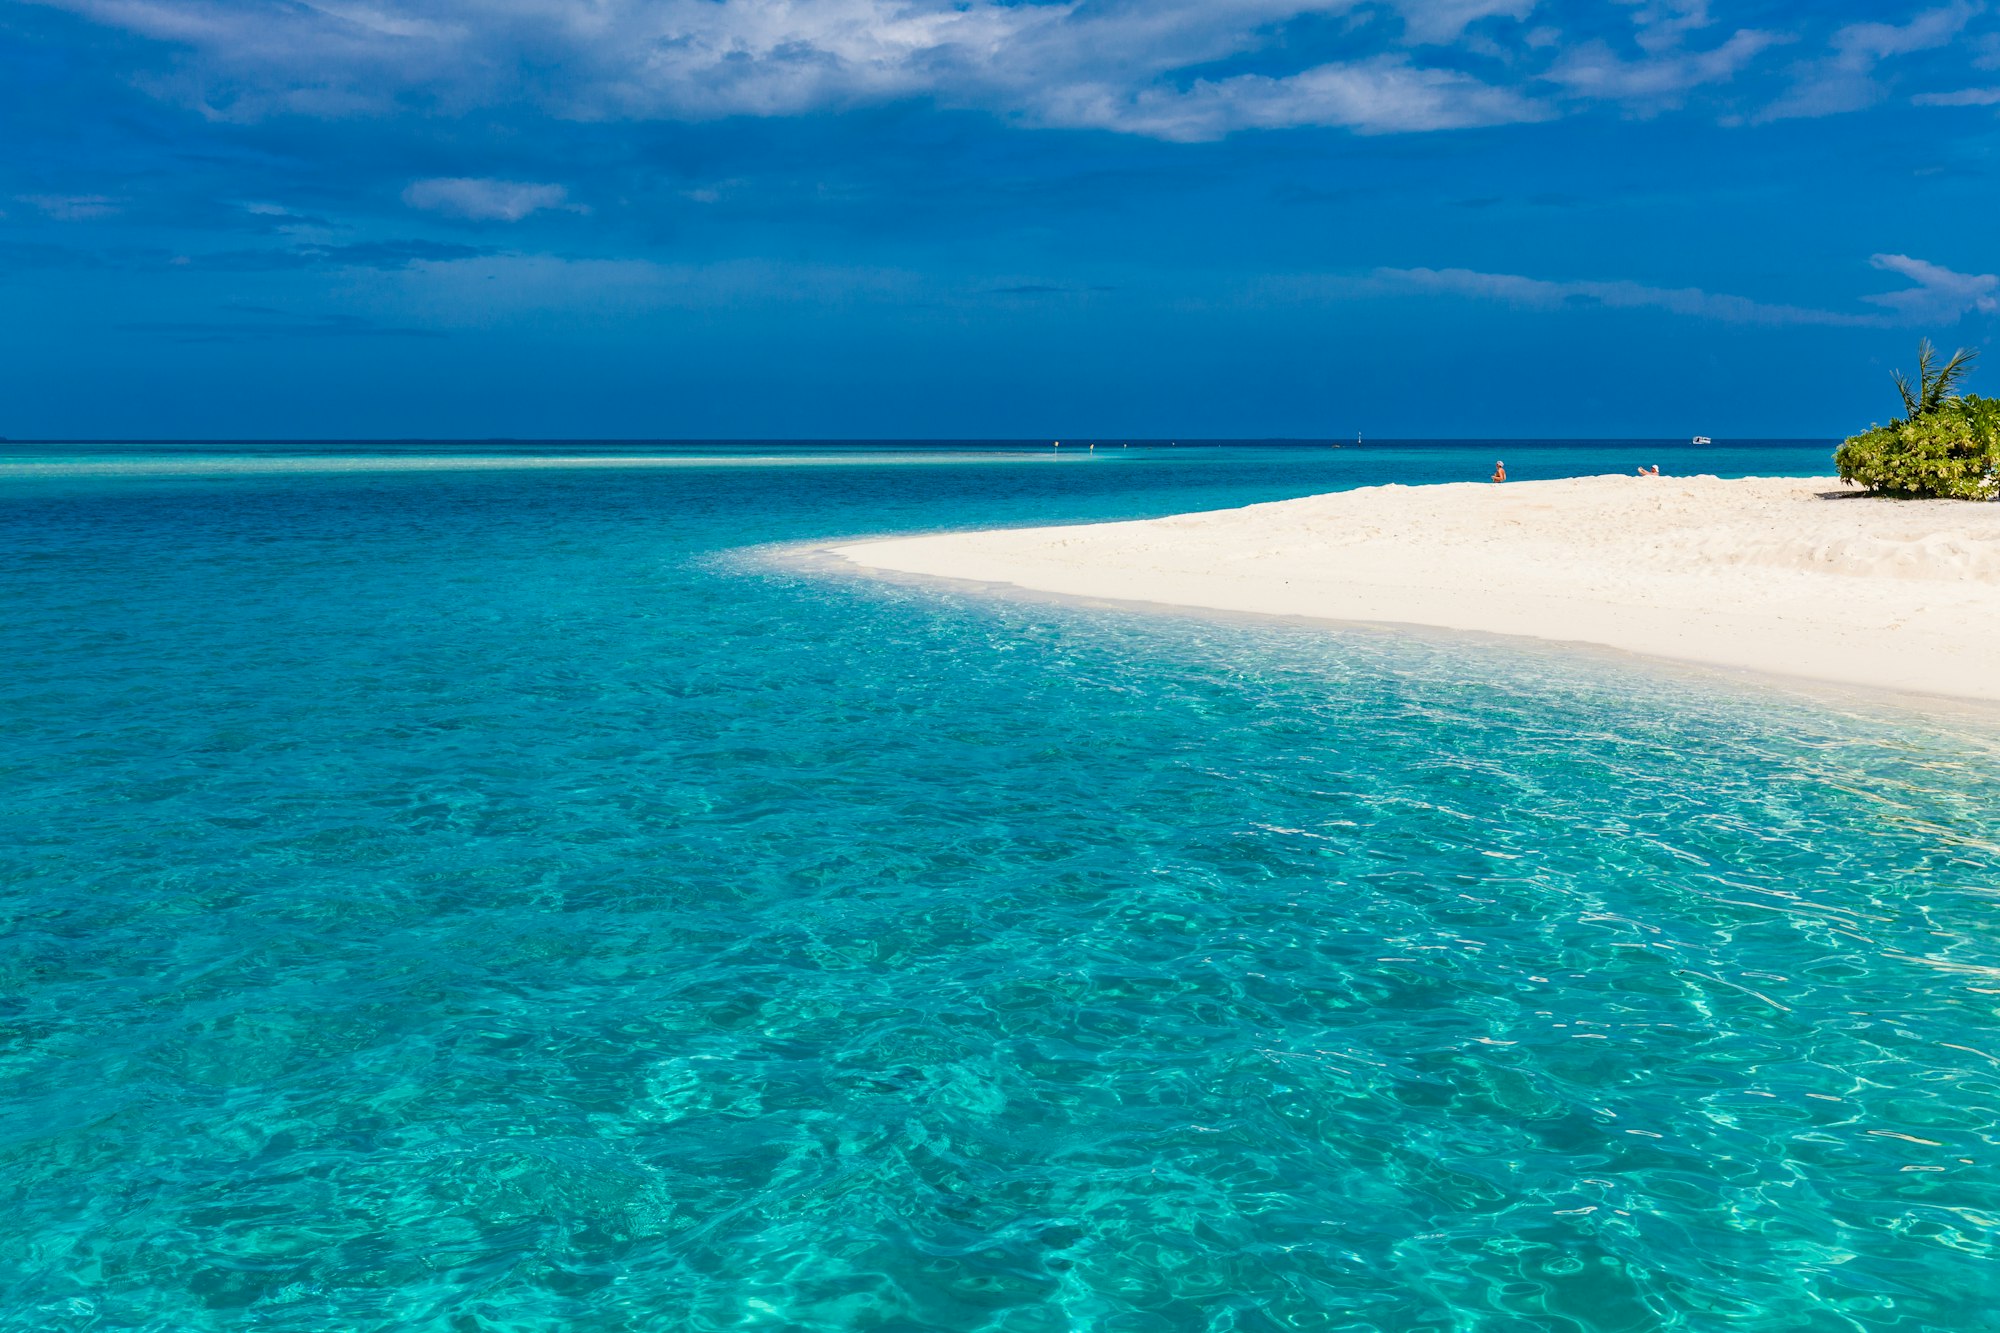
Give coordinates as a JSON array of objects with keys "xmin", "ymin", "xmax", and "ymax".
[{"xmin": 4, "ymin": 442, "xmax": 1998, "ymax": 1332}]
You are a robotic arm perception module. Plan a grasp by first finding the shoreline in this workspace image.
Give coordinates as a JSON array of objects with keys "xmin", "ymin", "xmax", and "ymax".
[{"xmin": 828, "ymin": 474, "xmax": 2000, "ymax": 704}]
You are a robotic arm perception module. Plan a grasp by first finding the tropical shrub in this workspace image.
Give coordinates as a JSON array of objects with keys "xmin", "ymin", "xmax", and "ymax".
[
  {"xmin": 1835, "ymin": 398, "xmax": 2000, "ymax": 499},
  {"xmin": 1836, "ymin": 340, "xmax": 1999, "ymax": 499}
]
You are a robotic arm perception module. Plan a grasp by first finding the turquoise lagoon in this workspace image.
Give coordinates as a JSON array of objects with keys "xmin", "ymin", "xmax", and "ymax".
[{"xmin": 2, "ymin": 442, "xmax": 1997, "ymax": 1331}]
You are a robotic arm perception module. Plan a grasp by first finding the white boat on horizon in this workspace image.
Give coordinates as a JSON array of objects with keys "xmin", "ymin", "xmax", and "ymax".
[{"xmin": 1692, "ymin": 435, "xmax": 1713, "ymax": 444}]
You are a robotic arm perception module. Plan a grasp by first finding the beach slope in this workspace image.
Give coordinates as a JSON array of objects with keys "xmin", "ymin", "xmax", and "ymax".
[{"xmin": 832, "ymin": 475, "xmax": 2000, "ymax": 701}]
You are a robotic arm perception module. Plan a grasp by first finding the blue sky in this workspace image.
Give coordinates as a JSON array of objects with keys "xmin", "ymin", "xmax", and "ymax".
[{"xmin": 4, "ymin": 0, "xmax": 1998, "ymax": 438}]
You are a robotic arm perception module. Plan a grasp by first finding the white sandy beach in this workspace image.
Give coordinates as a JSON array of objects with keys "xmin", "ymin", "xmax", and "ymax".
[{"xmin": 833, "ymin": 474, "xmax": 2000, "ymax": 702}]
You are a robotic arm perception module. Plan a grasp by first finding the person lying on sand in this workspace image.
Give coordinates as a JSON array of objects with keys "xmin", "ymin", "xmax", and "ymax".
[
  {"xmin": 1491, "ymin": 461, "xmax": 1506, "ymax": 483},
  {"xmin": 1635, "ymin": 465, "xmax": 1661, "ymax": 476}
]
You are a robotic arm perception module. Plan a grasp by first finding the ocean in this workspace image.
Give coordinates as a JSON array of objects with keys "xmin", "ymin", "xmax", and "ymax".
[{"xmin": 3, "ymin": 441, "xmax": 1996, "ymax": 1331}]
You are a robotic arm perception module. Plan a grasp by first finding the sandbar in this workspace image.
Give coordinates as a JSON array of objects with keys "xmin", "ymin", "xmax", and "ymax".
[{"xmin": 831, "ymin": 475, "xmax": 2000, "ymax": 702}]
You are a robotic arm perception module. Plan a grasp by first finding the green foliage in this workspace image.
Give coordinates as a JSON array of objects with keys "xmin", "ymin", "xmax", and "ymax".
[
  {"xmin": 1836, "ymin": 395, "xmax": 2000, "ymax": 499},
  {"xmin": 1892, "ymin": 338, "xmax": 1978, "ymax": 419},
  {"xmin": 1838, "ymin": 341, "xmax": 1997, "ymax": 499}
]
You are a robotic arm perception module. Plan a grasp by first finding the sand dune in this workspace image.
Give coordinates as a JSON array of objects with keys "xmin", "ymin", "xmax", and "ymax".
[{"xmin": 833, "ymin": 475, "xmax": 2000, "ymax": 701}]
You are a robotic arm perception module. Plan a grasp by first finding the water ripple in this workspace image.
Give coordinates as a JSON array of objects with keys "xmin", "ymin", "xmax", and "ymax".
[{"xmin": 2, "ymin": 447, "xmax": 1996, "ymax": 1330}]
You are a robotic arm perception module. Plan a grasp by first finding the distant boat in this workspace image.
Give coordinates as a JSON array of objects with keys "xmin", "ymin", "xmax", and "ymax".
[{"xmin": 1691, "ymin": 435, "xmax": 1712, "ymax": 444}]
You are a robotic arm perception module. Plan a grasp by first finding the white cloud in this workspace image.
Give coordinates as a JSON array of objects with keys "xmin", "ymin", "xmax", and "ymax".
[
  {"xmin": 1864, "ymin": 253, "xmax": 1999, "ymax": 321},
  {"xmin": 1760, "ymin": 2, "xmax": 1977, "ymax": 121},
  {"xmin": 1372, "ymin": 253, "xmax": 2000, "ymax": 328},
  {"xmin": 1041, "ymin": 57, "xmax": 1548, "ymax": 141},
  {"xmin": 1913, "ymin": 85, "xmax": 2000, "ymax": 104},
  {"xmin": 1833, "ymin": 2, "xmax": 1980, "ymax": 62},
  {"xmin": 1615, "ymin": 0, "xmax": 1715, "ymax": 54},
  {"xmin": 19, "ymin": 193, "xmax": 121, "ymax": 219},
  {"xmin": 1376, "ymin": 264, "xmax": 1877, "ymax": 325},
  {"xmin": 402, "ymin": 177, "xmax": 571, "ymax": 221},
  {"xmin": 1546, "ymin": 29, "xmax": 1783, "ymax": 103},
  {"xmin": 42, "ymin": 0, "xmax": 1985, "ymax": 141},
  {"xmin": 25, "ymin": 0, "xmax": 1552, "ymax": 139},
  {"xmin": 1539, "ymin": 0, "xmax": 1785, "ymax": 109},
  {"xmin": 1395, "ymin": 0, "xmax": 1538, "ymax": 46}
]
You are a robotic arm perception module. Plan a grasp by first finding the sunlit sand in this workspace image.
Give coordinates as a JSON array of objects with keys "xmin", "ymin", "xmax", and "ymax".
[{"xmin": 834, "ymin": 474, "xmax": 2000, "ymax": 701}]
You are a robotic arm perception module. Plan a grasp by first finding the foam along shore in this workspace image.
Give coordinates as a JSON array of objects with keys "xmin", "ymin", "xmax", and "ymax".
[{"xmin": 832, "ymin": 474, "xmax": 2000, "ymax": 702}]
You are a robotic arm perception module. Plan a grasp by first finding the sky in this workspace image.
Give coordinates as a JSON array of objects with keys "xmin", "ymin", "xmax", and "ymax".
[{"xmin": 4, "ymin": 0, "xmax": 1999, "ymax": 439}]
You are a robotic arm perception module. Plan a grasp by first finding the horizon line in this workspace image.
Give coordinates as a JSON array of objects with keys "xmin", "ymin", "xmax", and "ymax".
[{"xmin": 3, "ymin": 436, "xmax": 1837, "ymax": 447}]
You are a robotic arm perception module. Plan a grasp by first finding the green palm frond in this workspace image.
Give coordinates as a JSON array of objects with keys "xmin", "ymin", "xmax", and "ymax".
[
  {"xmin": 1892, "ymin": 338, "xmax": 1980, "ymax": 418},
  {"xmin": 1894, "ymin": 367, "xmax": 1919, "ymax": 418},
  {"xmin": 1924, "ymin": 344, "xmax": 1978, "ymax": 414}
]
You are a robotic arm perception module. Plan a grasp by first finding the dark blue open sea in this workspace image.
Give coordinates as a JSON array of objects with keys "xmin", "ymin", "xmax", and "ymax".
[{"xmin": 5, "ymin": 441, "xmax": 1998, "ymax": 1332}]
